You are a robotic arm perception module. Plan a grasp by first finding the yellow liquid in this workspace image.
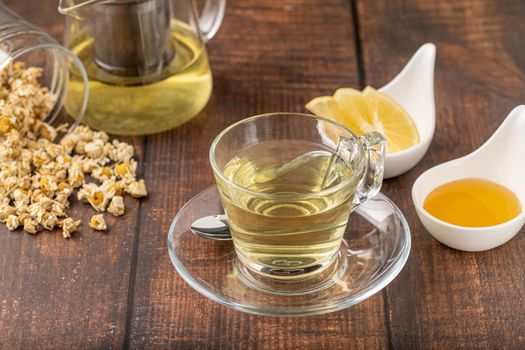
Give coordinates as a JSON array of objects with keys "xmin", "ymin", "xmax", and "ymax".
[
  {"xmin": 423, "ymin": 178, "xmax": 521, "ymax": 227},
  {"xmin": 216, "ymin": 140, "xmax": 360, "ymax": 278},
  {"xmin": 65, "ymin": 23, "xmax": 212, "ymax": 135}
]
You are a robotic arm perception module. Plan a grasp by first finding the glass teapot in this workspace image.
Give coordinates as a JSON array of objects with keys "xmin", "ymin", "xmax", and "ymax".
[{"xmin": 58, "ymin": 0, "xmax": 225, "ymax": 135}]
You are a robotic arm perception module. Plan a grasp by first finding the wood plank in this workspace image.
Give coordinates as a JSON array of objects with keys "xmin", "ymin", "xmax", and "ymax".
[
  {"xmin": 128, "ymin": 0, "xmax": 389, "ymax": 348},
  {"xmin": 356, "ymin": 0, "xmax": 525, "ymax": 348},
  {"xmin": 2, "ymin": 1, "xmax": 64, "ymax": 39},
  {"xmin": 0, "ymin": 2, "xmax": 144, "ymax": 348}
]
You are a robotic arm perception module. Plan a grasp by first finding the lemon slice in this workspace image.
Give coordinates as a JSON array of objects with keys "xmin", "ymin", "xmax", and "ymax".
[{"xmin": 306, "ymin": 86, "xmax": 420, "ymax": 153}]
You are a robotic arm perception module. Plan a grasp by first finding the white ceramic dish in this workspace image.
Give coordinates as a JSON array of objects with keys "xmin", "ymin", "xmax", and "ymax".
[
  {"xmin": 379, "ymin": 43, "xmax": 436, "ymax": 178},
  {"xmin": 412, "ymin": 106, "xmax": 525, "ymax": 251}
]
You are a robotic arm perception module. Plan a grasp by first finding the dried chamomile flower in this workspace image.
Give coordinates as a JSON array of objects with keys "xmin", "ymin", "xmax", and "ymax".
[
  {"xmin": 68, "ymin": 163, "xmax": 84, "ymax": 188},
  {"xmin": 125, "ymin": 179, "xmax": 148, "ymax": 198},
  {"xmin": 83, "ymin": 158, "xmax": 105, "ymax": 174},
  {"xmin": 39, "ymin": 176, "xmax": 57, "ymax": 196},
  {"xmin": 0, "ymin": 62, "xmax": 146, "ymax": 237},
  {"xmin": 55, "ymin": 184, "xmax": 72, "ymax": 206},
  {"xmin": 32, "ymin": 149, "xmax": 50, "ymax": 167},
  {"xmin": 109, "ymin": 140, "xmax": 134, "ymax": 162},
  {"xmin": 99, "ymin": 180, "xmax": 117, "ymax": 197},
  {"xmin": 23, "ymin": 217, "xmax": 39, "ymax": 234},
  {"xmin": 61, "ymin": 218, "xmax": 80, "ymax": 238},
  {"xmin": 46, "ymin": 144, "xmax": 63, "ymax": 158},
  {"xmin": 5, "ymin": 214, "xmax": 19, "ymax": 231},
  {"xmin": 56, "ymin": 154, "xmax": 72, "ymax": 168},
  {"xmin": 4, "ymin": 176, "xmax": 18, "ymax": 191},
  {"xmin": 14, "ymin": 201, "xmax": 28, "ymax": 215},
  {"xmin": 18, "ymin": 176, "xmax": 31, "ymax": 190},
  {"xmin": 93, "ymin": 131, "xmax": 109, "ymax": 143},
  {"xmin": 10, "ymin": 188, "xmax": 28, "ymax": 203},
  {"xmin": 77, "ymin": 183, "xmax": 97, "ymax": 203},
  {"xmin": 27, "ymin": 202, "xmax": 46, "ymax": 222},
  {"xmin": 74, "ymin": 125, "xmax": 94, "ymax": 142},
  {"xmin": 17, "ymin": 212, "xmax": 29, "ymax": 225},
  {"xmin": 84, "ymin": 139, "xmax": 105, "ymax": 158},
  {"xmin": 0, "ymin": 203, "xmax": 16, "ymax": 221},
  {"xmin": 89, "ymin": 214, "xmax": 107, "ymax": 231},
  {"xmin": 0, "ymin": 115, "xmax": 14, "ymax": 134},
  {"xmin": 38, "ymin": 122, "xmax": 57, "ymax": 141},
  {"xmin": 115, "ymin": 159, "xmax": 137, "ymax": 178},
  {"xmin": 55, "ymin": 169, "xmax": 68, "ymax": 182},
  {"xmin": 106, "ymin": 180, "xmax": 123, "ymax": 196},
  {"xmin": 59, "ymin": 133, "xmax": 77, "ymax": 153},
  {"xmin": 88, "ymin": 190, "xmax": 108, "ymax": 211},
  {"xmin": 74, "ymin": 140, "xmax": 86, "ymax": 155},
  {"xmin": 41, "ymin": 213, "xmax": 58, "ymax": 231},
  {"xmin": 51, "ymin": 202, "xmax": 67, "ymax": 218},
  {"xmin": 56, "ymin": 181, "xmax": 72, "ymax": 194},
  {"xmin": 54, "ymin": 192, "xmax": 70, "ymax": 207},
  {"xmin": 108, "ymin": 196, "xmax": 125, "ymax": 216},
  {"xmin": 30, "ymin": 189, "xmax": 48, "ymax": 204},
  {"xmin": 92, "ymin": 166, "xmax": 113, "ymax": 182},
  {"xmin": 78, "ymin": 182, "xmax": 114, "ymax": 212}
]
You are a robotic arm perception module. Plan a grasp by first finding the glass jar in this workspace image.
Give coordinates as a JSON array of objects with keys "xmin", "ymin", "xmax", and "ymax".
[{"xmin": 0, "ymin": 1, "xmax": 88, "ymax": 126}]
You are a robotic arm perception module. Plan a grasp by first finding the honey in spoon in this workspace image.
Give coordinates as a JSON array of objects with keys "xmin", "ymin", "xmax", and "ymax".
[{"xmin": 423, "ymin": 178, "xmax": 521, "ymax": 227}]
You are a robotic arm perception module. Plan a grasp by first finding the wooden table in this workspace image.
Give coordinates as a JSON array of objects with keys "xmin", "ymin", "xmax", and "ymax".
[{"xmin": 1, "ymin": 0, "xmax": 525, "ymax": 348}]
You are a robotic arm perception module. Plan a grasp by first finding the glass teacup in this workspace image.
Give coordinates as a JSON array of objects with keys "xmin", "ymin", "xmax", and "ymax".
[{"xmin": 210, "ymin": 113, "xmax": 385, "ymax": 288}]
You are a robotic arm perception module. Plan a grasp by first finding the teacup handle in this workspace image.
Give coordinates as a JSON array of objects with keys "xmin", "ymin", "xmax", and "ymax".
[
  {"xmin": 198, "ymin": 0, "xmax": 226, "ymax": 43},
  {"xmin": 352, "ymin": 131, "xmax": 386, "ymax": 209}
]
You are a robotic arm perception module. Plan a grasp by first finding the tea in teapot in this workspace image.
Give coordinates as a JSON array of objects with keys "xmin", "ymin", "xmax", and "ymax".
[{"xmin": 59, "ymin": 0, "xmax": 225, "ymax": 135}]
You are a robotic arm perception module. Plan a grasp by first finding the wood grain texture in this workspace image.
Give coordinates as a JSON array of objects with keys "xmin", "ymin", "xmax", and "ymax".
[
  {"xmin": 0, "ymin": 2, "xmax": 144, "ymax": 348},
  {"xmin": 1, "ymin": 0, "xmax": 525, "ymax": 348},
  {"xmin": 356, "ymin": 0, "xmax": 525, "ymax": 348},
  {"xmin": 127, "ymin": 0, "xmax": 389, "ymax": 349}
]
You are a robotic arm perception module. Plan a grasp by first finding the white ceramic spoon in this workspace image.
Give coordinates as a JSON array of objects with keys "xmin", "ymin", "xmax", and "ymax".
[
  {"xmin": 380, "ymin": 43, "xmax": 436, "ymax": 178},
  {"xmin": 412, "ymin": 106, "xmax": 525, "ymax": 251}
]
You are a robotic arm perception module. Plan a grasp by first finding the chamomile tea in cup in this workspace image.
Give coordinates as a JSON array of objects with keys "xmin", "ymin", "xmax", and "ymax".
[{"xmin": 210, "ymin": 113, "xmax": 385, "ymax": 283}]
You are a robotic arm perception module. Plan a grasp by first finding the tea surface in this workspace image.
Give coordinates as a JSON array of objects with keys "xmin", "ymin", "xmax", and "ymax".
[{"xmin": 217, "ymin": 140, "xmax": 359, "ymax": 278}]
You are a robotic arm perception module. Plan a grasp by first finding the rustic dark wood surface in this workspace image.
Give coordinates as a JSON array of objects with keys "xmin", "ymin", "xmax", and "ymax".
[{"xmin": 1, "ymin": 0, "xmax": 524, "ymax": 348}]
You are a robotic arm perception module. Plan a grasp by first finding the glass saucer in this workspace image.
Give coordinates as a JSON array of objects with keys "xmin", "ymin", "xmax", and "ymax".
[{"xmin": 167, "ymin": 186, "xmax": 411, "ymax": 316}]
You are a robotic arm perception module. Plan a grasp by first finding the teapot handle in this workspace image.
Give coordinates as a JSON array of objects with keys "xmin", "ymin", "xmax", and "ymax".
[{"xmin": 198, "ymin": 0, "xmax": 226, "ymax": 42}]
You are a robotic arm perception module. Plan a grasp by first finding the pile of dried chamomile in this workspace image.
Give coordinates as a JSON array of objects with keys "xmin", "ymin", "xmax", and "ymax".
[{"xmin": 0, "ymin": 62, "xmax": 147, "ymax": 238}]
